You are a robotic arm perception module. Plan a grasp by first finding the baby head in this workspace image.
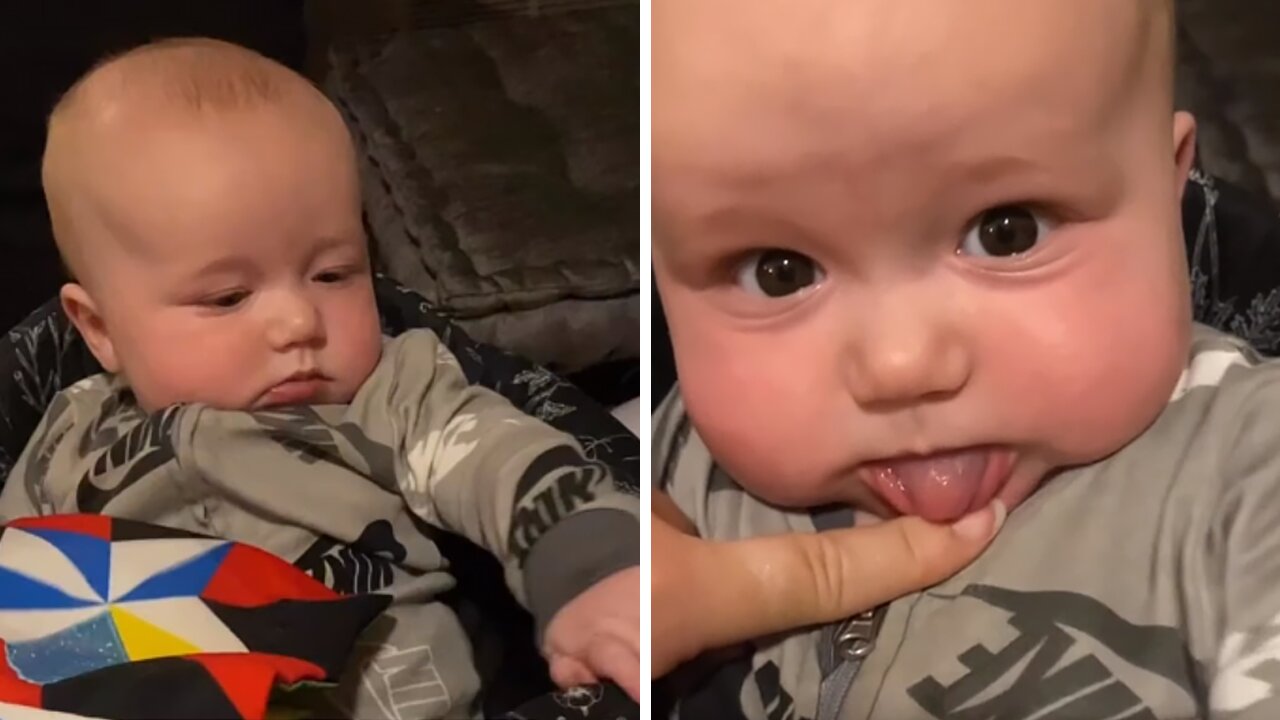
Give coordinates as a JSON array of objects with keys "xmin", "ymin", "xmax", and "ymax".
[
  {"xmin": 44, "ymin": 38, "xmax": 382, "ymax": 412},
  {"xmin": 654, "ymin": 0, "xmax": 1196, "ymax": 521}
]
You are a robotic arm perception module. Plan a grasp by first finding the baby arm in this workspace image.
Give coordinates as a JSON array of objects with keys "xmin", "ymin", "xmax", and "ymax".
[{"xmin": 359, "ymin": 330, "xmax": 640, "ymax": 697}]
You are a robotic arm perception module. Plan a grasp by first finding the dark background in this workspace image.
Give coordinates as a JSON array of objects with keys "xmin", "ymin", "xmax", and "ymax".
[{"xmin": 0, "ymin": 2, "xmax": 309, "ymax": 332}]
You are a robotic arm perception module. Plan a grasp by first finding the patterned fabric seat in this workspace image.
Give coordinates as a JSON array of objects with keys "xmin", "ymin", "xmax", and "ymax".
[{"xmin": 1182, "ymin": 172, "xmax": 1280, "ymax": 353}]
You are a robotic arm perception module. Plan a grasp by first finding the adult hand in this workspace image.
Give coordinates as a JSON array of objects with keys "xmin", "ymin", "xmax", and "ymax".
[{"xmin": 651, "ymin": 493, "xmax": 1006, "ymax": 677}]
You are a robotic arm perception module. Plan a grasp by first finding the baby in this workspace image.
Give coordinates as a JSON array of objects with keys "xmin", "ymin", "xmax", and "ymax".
[
  {"xmin": 0, "ymin": 38, "xmax": 638, "ymax": 717},
  {"xmin": 654, "ymin": 0, "xmax": 1280, "ymax": 718}
]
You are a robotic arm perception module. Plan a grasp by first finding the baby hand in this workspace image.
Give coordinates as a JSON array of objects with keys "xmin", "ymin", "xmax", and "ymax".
[{"xmin": 541, "ymin": 565, "xmax": 640, "ymax": 702}]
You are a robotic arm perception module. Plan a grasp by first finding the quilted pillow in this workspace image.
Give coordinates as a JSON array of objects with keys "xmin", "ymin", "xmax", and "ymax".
[
  {"xmin": 326, "ymin": 2, "xmax": 640, "ymax": 372},
  {"xmin": 1175, "ymin": 0, "xmax": 1280, "ymax": 210}
]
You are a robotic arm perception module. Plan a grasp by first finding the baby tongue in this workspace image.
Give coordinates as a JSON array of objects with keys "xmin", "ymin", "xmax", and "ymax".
[{"xmin": 863, "ymin": 449, "xmax": 989, "ymax": 523}]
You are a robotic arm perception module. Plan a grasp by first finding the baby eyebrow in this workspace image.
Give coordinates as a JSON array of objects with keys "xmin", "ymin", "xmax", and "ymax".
[
  {"xmin": 951, "ymin": 153, "xmax": 1044, "ymax": 185},
  {"xmin": 185, "ymin": 256, "xmax": 256, "ymax": 283},
  {"xmin": 310, "ymin": 235, "xmax": 362, "ymax": 254},
  {"xmin": 191, "ymin": 256, "xmax": 249, "ymax": 275}
]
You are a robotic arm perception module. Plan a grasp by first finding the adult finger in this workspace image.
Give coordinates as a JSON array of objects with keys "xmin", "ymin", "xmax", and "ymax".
[{"xmin": 694, "ymin": 501, "xmax": 1006, "ymax": 655}]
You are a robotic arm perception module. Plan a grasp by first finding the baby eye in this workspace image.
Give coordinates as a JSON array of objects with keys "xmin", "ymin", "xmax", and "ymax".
[
  {"xmin": 201, "ymin": 290, "xmax": 249, "ymax": 309},
  {"xmin": 959, "ymin": 205, "xmax": 1054, "ymax": 258},
  {"xmin": 314, "ymin": 264, "xmax": 364, "ymax": 284},
  {"xmin": 736, "ymin": 249, "xmax": 825, "ymax": 298},
  {"xmin": 314, "ymin": 270, "xmax": 348, "ymax": 284}
]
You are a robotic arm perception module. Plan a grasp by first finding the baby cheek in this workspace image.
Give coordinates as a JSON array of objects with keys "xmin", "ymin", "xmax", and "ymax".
[
  {"xmin": 329, "ymin": 292, "xmax": 383, "ymax": 384},
  {"xmin": 1067, "ymin": 309, "xmax": 1188, "ymax": 459},
  {"xmin": 131, "ymin": 335, "xmax": 247, "ymax": 410},
  {"xmin": 998, "ymin": 270, "xmax": 1190, "ymax": 465},
  {"xmin": 677, "ymin": 333, "xmax": 840, "ymax": 507}
]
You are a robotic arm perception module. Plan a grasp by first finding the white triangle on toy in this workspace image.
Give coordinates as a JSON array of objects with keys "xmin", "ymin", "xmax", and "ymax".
[
  {"xmin": 114, "ymin": 596, "xmax": 247, "ymax": 654},
  {"xmin": 0, "ymin": 528, "xmax": 102, "ymax": 603},
  {"xmin": 107, "ymin": 537, "xmax": 227, "ymax": 602},
  {"xmin": 0, "ymin": 606, "xmax": 107, "ymax": 643}
]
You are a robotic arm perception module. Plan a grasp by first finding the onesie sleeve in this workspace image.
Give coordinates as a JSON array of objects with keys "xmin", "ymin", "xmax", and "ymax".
[{"xmin": 351, "ymin": 330, "xmax": 639, "ymax": 636}]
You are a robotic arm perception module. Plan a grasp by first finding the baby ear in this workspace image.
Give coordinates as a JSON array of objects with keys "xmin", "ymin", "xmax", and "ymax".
[
  {"xmin": 60, "ymin": 283, "xmax": 120, "ymax": 373},
  {"xmin": 1173, "ymin": 111, "xmax": 1197, "ymax": 202}
]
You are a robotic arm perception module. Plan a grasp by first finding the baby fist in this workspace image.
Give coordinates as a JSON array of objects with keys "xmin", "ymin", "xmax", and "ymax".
[{"xmin": 542, "ymin": 565, "xmax": 640, "ymax": 702}]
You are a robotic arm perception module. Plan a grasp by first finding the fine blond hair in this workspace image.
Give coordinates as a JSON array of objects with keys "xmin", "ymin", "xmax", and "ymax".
[{"xmin": 42, "ymin": 38, "xmax": 314, "ymax": 280}]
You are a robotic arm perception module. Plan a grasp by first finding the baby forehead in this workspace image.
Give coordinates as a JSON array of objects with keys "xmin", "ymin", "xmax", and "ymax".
[
  {"xmin": 656, "ymin": 0, "xmax": 1162, "ymax": 108},
  {"xmin": 654, "ymin": 0, "xmax": 1168, "ymax": 173}
]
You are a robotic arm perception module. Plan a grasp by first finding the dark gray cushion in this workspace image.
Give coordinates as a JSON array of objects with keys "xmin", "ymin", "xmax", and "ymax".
[
  {"xmin": 1175, "ymin": 0, "xmax": 1280, "ymax": 211},
  {"xmin": 327, "ymin": 3, "xmax": 639, "ymax": 372}
]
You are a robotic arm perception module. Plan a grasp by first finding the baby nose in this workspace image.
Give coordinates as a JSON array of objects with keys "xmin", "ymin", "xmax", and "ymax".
[
  {"xmin": 842, "ymin": 318, "xmax": 971, "ymax": 409},
  {"xmin": 266, "ymin": 294, "xmax": 324, "ymax": 350}
]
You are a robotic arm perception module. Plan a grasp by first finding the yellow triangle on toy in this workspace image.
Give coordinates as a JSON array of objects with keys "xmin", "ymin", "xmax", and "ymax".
[{"xmin": 111, "ymin": 605, "xmax": 202, "ymax": 661}]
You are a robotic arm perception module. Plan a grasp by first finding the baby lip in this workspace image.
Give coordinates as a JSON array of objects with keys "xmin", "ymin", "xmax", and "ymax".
[
  {"xmin": 284, "ymin": 369, "xmax": 326, "ymax": 382},
  {"xmin": 257, "ymin": 371, "xmax": 330, "ymax": 407}
]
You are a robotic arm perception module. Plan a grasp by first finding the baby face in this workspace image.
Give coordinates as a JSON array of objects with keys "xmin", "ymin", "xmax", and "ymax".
[
  {"xmin": 654, "ymin": 0, "xmax": 1196, "ymax": 521},
  {"xmin": 71, "ymin": 99, "xmax": 382, "ymax": 411}
]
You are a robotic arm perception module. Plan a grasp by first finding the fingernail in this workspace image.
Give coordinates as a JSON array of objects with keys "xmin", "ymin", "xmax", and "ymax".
[{"xmin": 952, "ymin": 500, "xmax": 1007, "ymax": 541}]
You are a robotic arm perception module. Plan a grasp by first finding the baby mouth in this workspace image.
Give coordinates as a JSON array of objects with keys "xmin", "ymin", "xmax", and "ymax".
[
  {"xmin": 858, "ymin": 447, "xmax": 1014, "ymax": 523},
  {"xmin": 257, "ymin": 372, "xmax": 330, "ymax": 408}
]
